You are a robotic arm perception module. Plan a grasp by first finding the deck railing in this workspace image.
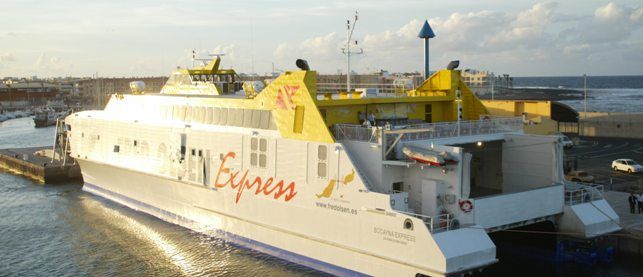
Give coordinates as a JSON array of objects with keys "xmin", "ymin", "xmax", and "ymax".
[
  {"xmin": 332, "ymin": 117, "xmax": 523, "ymax": 143},
  {"xmin": 564, "ymin": 183, "xmax": 604, "ymax": 205},
  {"xmin": 333, "ymin": 124, "xmax": 381, "ymax": 142},
  {"xmin": 317, "ymin": 82, "xmax": 413, "ymax": 96},
  {"xmin": 397, "ymin": 210, "xmax": 455, "ymax": 233}
]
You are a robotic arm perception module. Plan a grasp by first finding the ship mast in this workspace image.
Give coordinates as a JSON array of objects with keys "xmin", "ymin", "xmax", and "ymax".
[{"xmin": 342, "ymin": 11, "xmax": 363, "ymax": 93}]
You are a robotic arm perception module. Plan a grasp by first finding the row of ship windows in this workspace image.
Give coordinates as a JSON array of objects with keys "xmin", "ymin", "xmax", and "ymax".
[
  {"xmin": 111, "ymin": 136, "xmax": 273, "ymax": 170},
  {"xmin": 103, "ymin": 134, "xmax": 329, "ymax": 179},
  {"xmin": 159, "ymin": 105, "xmax": 277, "ymax": 130}
]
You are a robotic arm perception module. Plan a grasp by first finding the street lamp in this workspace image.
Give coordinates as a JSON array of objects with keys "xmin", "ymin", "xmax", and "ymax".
[
  {"xmin": 3, "ymin": 79, "xmax": 13, "ymax": 108},
  {"xmin": 583, "ymin": 74, "xmax": 587, "ymax": 120}
]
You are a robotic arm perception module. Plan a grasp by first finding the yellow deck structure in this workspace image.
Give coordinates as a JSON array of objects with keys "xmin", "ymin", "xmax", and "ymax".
[
  {"xmin": 481, "ymin": 100, "xmax": 558, "ymax": 135},
  {"xmin": 122, "ymin": 58, "xmax": 490, "ymax": 144},
  {"xmin": 316, "ymin": 70, "xmax": 488, "ymax": 127}
]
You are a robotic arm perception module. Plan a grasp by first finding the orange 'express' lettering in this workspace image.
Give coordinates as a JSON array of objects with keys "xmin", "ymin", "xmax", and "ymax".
[{"xmin": 214, "ymin": 152, "xmax": 297, "ymax": 203}]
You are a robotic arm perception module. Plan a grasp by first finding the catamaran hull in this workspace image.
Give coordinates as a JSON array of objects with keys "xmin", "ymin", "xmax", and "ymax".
[{"xmin": 78, "ymin": 158, "xmax": 494, "ymax": 276}]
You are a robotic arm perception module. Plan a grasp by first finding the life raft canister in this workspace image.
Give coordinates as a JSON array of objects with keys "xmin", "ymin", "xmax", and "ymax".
[{"xmin": 459, "ymin": 199, "xmax": 473, "ymax": 213}]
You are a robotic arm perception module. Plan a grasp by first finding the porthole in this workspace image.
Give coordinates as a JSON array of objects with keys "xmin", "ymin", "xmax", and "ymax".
[{"xmin": 404, "ymin": 218, "xmax": 413, "ymax": 230}]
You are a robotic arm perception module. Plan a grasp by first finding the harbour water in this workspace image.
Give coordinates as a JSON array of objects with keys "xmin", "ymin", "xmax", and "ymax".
[{"xmin": 0, "ymin": 117, "xmax": 641, "ymax": 276}]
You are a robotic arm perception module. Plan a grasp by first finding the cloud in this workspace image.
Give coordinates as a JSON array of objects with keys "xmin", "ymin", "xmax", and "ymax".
[
  {"xmin": 269, "ymin": 1, "xmax": 643, "ymax": 75},
  {"xmin": 486, "ymin": 2, "xmax": 557, "ymax": 48},
  {"xmin": 274, "ymin": 32, "xmax": 345, "ymax": 72},
  {"xmin": 34, "ymin": 53, "xmax": 47, "ymax": 69},
  {"xmin": 631, "ymin": 7, "xmax": 643, "ymax": 22},
  {"xmin": 595, "ymin": 2, "xmax": 624, "ymax": 21},
  {"xmin": 1, "ymin": 1, "xmax": 641, "ymax": 77},
  {"xmin": 212, "ymin": 44, "xmax": 238, "ymax": 61},
  {"xmin": 561, "ymin": 2, "xmax": 642, "ymax": 45},
  {"xmin": 33, "ymin": 53, "xmax": 73, "ymax": 72},
  {"xmin": 0, "ymin": 53, "xmax": 16, "ymax": 63}
]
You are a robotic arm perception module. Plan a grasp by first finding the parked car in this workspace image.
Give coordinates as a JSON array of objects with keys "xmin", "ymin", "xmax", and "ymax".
[
  {"xmin": 612, "ymin": 159, "xmax": 642, "ymax": 173},
  {"xmin": 565, "ymin": 170, "xmax": 595, "ymax": 183},
  {"xmin": 560, "ymin": 135, "xmax": 573, "ymax": 149}
]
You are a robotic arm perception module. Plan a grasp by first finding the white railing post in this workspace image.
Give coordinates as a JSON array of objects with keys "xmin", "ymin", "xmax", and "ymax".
[{"xmin": 430, "ymin": 217, "xmax": 434, "ymax": 233}]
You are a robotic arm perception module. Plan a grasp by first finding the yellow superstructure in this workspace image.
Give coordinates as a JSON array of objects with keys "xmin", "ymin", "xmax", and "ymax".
[
  {"xmin": 317, "ymin": 70, "xmax": 489, "ymax": 127},
  {"xmin": 137, "ymin": 58, "xmax": 490, "ymax": 144},
  {"xmin": 481, "ymin": 100, "xmax": 558, "ymax": 135}
]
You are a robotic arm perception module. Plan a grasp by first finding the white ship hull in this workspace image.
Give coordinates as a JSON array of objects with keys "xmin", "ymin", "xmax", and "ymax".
[
  {"xmin": 66, "ymin": 68, "xmax": 619, "ymax": 276},
  {"xmin": 78, "ymin": 158, "xmax": 495, "ymax": 276}
]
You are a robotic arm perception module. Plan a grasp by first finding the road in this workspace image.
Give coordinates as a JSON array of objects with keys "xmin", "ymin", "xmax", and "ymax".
[{"xmin": 565, "ymin": 136, "xmax": 643, "ymax": 192}]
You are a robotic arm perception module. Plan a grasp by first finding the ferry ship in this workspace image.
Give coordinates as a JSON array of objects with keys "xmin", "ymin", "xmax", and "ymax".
[{"xmin": 65, "ymin": 56, "xmax": 621, "ymax": 276}]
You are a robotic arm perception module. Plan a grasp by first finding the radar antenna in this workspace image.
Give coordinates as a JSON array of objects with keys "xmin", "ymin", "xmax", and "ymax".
[
  {"xmin": 191, "ymin": 50, "xmax": 226, "ymax": 66},
  {"xmin": 341, "ymin": 11, "xmax": 363, "ymax": 93}
]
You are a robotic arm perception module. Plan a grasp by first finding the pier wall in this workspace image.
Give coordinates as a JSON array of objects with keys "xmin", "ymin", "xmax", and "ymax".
[
  {"xmin": 560, "ymin": 112, "xmax": 643, "ymax": 139},
  {"xmin": 0, "ymin": 147, "xmax": 81, "ymax": 183}
]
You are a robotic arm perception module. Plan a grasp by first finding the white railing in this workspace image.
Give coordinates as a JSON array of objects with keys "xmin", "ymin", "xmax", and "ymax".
[
  {"xmin": 333, "ymin": 124, "xmax": 380, "ymax": 142},
  {"xmin": 317, "ymin": 82, "xmax": 412, "ymax": 96},
  {"xmin": 397, "ymin": 210, "xmax": 455, "ymax": 233},
  {"xmin": 391, "ymin": 117, "xmax": 523, "ymax": 142},
  {"xmin": 565, "ymin": 183, "xmax": 604, "ymax": 205},
  {"xmin": 332, "ymin": 117, "xmax": 523, "ymax": 142}
]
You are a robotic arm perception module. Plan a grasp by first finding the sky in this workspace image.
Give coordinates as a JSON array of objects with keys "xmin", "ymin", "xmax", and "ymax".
[{"xmin": 0, "ymin": 0, "xmax": 642, "ymax": 78}]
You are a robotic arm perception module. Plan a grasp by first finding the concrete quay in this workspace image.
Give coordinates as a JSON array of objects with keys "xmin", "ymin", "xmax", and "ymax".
[
  {"xmin": 0, "ymin": 146, "xmax": 81, "ymax": 183},
  {"xmin": 602, "ymin": 191, "xmax": 643, "ymax": 256}
]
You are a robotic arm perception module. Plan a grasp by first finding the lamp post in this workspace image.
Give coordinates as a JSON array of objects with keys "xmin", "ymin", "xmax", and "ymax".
[
  {"xmin": 583, "ymin": 74, "xmax": 587, "ymax": 120},
  {"xmin": 3, "ymin": 79, "xmax": 13, "ymax": 108},
  {"xmin": 418, "ymin": 20, "xmax": 436, "ymax": 80}
]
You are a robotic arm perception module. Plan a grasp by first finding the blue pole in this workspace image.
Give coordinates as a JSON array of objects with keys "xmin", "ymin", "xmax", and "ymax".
[{"xmin": 424, "ymin": 38, "xmax": 429, "ymax": 80}]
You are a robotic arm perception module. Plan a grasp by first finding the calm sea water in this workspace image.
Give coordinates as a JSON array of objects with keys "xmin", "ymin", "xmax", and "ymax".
[
  {"xmin": 512, "ymin": 75, "xmax": 643, "ymax": 113},
  {"xmin": 0, "ymin": 117, "xmax": 641, "ymax": 276}
]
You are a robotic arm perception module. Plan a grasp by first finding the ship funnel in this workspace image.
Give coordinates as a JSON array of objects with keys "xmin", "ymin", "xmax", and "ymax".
[
  {"xmin": 446, "ymin": 60, "xmax": 459, "ymax": 70},
  {"xmin": 296, "ymin": 59, "xmax": 310, "ymax": 71}
]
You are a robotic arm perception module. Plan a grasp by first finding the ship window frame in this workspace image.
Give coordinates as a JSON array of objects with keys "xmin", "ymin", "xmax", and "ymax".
[
  {"xmin": 250, "ymin": 137, "xmax": 268, "ymax": 169},
  {"xmin": 317, "ymin": 145, "xmax": 328, "ymax": 179}
]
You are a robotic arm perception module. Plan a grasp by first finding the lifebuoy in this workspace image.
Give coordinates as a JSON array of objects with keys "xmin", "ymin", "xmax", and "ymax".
[{"xmin": 459, "ymin": 199, "xmax": 473, "ymax": 213}]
